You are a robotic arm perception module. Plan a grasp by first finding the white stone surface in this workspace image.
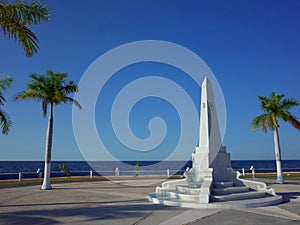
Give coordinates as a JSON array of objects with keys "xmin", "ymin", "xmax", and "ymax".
[
  {"xmin": 149, "ymin": 76, "xmax": 283, "ymax": 208},
  {"xmin": 158, "ymin": 209, "xmax": 221, "ymax": 225}
]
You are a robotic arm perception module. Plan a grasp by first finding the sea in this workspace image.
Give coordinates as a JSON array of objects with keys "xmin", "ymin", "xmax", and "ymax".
[{"xmin": 0, "ymin": 160, "xmax": 299, "ymax": 180}]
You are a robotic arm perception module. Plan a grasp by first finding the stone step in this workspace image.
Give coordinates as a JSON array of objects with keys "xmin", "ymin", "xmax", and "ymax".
[
  {"xmin": 188, "ymin": 181, "xmax": 203, "ymax": 188},
  {"xmin": 213, "ymin": 195, "xmax": 283, "ymax": 208},
  {"xmin": 176, "ymin": 185, "xmax": 201, "ymax": 194},
  {"xmin": 213, "ymin": 181, "xmax": 233, "ymax": 188},
  {"xmin": 161, "ymin": 190, "xmax": 199, "ymax": 201},
  {"xmin": 212, "ymin": 186, "xmax": 250, "ymax": 195},
  {"xmin": 211, "ymin": 191, "xmax": 266, "ymax": 202},
  {"xmin": 148, "ymin": 193, "xmax": 283, "ymax": 209}
]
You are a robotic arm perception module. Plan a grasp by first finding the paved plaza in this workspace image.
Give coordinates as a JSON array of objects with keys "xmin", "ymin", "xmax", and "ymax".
[{"xmin": 0, "ymin": 178, "xmax": 299, "ymax": 225}]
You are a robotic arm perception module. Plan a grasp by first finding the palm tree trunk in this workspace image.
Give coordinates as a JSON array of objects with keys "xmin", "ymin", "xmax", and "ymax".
[
  {"xmin": 274, "ymin": 127, "xmax": 284, "ymax": 184},
  {"xmin": 41, "ymin": 103, "xmax": 53, "ymax": 190}
]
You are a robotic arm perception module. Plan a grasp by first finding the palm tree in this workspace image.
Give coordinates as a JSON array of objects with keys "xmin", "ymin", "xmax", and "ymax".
[
  {"xmin": 15, "ymin": 70, "xmax": 81, "ymax": 190},
  {"xmin": 252, "ymin": 92, "xmax": 300, "ymax": 184},
  {"xmin": 0, "ymin": 0, "xmax": 50, "ymax": 57},
  {"xmin": 0, "ymin": 74, "xmax": 13, "ymax": 135}
]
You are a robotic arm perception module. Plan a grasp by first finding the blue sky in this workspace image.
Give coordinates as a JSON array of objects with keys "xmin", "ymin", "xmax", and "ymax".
[{"xmin": 0, "ymin": 0, "xmax": 299, "ymax": 161}]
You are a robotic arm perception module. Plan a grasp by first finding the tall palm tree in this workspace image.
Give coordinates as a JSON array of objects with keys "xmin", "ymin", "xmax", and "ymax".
[
  {"xmin": 252, "ymin": 92, "xmax": 300, "ymax": 184},
  {"xmin": 0, "ymin": 74, "xmax": 13, "ymax": 135},
  {"xmin": 0, "ymin": 0, "xmax": 50, "ymax": 57},
  {"xmin": 15, "ymin": 70, "xmax": 81, "ymax": 190}
]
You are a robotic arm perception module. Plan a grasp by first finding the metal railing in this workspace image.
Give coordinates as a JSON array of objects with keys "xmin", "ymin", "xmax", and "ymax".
[
  {"xmin": 1, "ymin": 167, "xmax": 299, "ymax": 182},
  {"xmin": 0, "ymin": 169, "xmax": 186, "ymax": 181}
]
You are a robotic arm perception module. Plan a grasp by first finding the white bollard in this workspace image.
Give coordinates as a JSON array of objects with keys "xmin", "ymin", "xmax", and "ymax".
[
  {"xmin": 18, "ymin": 172, "xmax": 22, "ymax": 182},
  {"xmin": 167, "ymin": 169, "xmax": 170, "ymax": 178},
  {"xmin": 115, "ymin": 167, "xmax": 119, "ymax": 176},
  {"xmin": 90, "ymin": 170, "xmax": 93, "ymax": 179},
  {"xmin": 36, "ymin": 168, "xmax": 42, "ymax": 178},
  {"xmin": 250, "ymin": 166, "xmax": 255, "ymax": 179},
  {"xmin": 242, "ymin": 168, "xmax": 245, "ymax": 176}
]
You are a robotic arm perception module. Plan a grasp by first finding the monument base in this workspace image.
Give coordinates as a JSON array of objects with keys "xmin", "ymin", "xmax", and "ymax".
[
  {"xmin": 149, "ymin": 77, "xmax": 282, "ymax": 208},
  {"xmin": 149, "ymin": 146, "xmax": 282, "ymax": 208},
  {"xmin": 149, "ymin": 167, "xmax": 282, "ymax": 208}
]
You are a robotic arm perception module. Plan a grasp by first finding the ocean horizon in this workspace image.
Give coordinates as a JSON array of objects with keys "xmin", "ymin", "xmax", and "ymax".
[{"xmin": 1, "ymin": 160, "xmax": 300, "ymax": 175}]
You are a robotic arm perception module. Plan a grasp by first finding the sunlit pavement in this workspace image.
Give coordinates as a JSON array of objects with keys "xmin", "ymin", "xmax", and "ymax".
[{"xmin": 0, "ymin": 179, "xmax": 299, "ymax": 225}]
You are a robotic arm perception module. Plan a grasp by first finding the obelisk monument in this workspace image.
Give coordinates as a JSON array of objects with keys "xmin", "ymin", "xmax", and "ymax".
[
  {"xmin": 149, "ymin": 76, "xmax": 283, "ymax": 208},
  {"xmin": 184, "ymin": 77, "xmax": 230, "ymax": 183}
]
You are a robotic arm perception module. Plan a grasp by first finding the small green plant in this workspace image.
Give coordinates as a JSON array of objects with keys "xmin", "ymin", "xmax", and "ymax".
[
  {"xmin": 58, "ymin": 164, "xmax": 71, "ymax": 177},
  {"xmin": 134, "ymin": 162, "xmax": 141, "ymax": 177}
]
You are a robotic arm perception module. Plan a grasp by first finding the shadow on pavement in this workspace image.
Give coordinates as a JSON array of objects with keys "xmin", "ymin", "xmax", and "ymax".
[
  {"xmin": 0, "ymin": 202, "xmax": 174, "ymax": 225},
  {"xmin": 278, "ymin": 191, "xmax": 300, "ymax": 203}
]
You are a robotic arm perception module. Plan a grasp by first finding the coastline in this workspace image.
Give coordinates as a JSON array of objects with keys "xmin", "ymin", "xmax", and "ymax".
[{"xmin": 1, "ymin": 172, "xmax": 300, "ymax": 189}]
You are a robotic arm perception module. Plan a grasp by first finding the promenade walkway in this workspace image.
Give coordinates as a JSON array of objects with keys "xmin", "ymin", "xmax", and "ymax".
[{"xmin": 0, "ymin": 178, "xmax": 299, "ymax": 224}]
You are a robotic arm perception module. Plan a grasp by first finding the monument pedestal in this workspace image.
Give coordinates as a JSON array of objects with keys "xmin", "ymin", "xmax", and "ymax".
[
  {"xmin": 191, "ymin": 146, "xmax": 232, "ymax": 182},
  {"xmin": 149, "ymin": 77, "xmax": 282, "ymax": 208}
]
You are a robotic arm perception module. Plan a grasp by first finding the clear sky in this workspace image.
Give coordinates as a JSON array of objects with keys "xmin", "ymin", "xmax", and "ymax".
[{"xmin": 0, "ymin": 0, "xmax": 299, "ymax": 161}]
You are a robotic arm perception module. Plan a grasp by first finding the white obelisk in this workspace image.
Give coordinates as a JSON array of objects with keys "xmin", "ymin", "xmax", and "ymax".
[{"xmin": 192, "ymin": 77, "xmax": 231, "ymax": 182}]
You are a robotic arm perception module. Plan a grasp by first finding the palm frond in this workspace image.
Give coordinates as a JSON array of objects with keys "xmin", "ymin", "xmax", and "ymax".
[
  {"xmin": 0, "ymin": 108, "xmax": 12, "ymax": 135},
  {"xmin": 64, "ymin": 80, "xmax": 79, "ymax": 95},
  {"xmin": 0, "ymin": 74, "xmax": 13, "ymax": 134},
  {"xmin": 0, "ymin": 74, "xmax": 13, "ymax": 91},
  {"xmin": 281, "ymin": 98, "xmax": 300, "ymax": 111},
  {"xmin": 17, "ymin": 24, "xmax": 39, "ymax": 56},
  {"xmin": 12, "ymin": 1, "xmax": 50, "ymax": 25},
  {"xmin": 288, "ymin": 114, "xmax": 300, "ymax": 130},
  {"xmin": 17, "ymin": 70, "xmax": 81, "ymax": 118},
  {"xmin": 261, "ymin": 116, "xmax": 267, "ymax": 132},
  {"xmin": 0, "ymin": 74, "xmax": 13, "ymax": 106},
  {"xmin": 277, "ymin": 110, "xmax": 289, "ymax": 122},
  {"xmin": 0, "ymin": 13, "xmax": 39, "ymax": 56},
  {"xmin": 271, "ymin": 92, "xmax": 285, "ymax": 102},
  {"xmin": 267, "ymin": 114, "xmax": 276, "ymax": 130},
  {"xmin": 252, "ymin": 114, "xmax": 267, "ymax": 132},
  {"xmin": 14, "ymin": 90, "xmax": 44, "ymax": 101},
  {"xmin": 0, "ymin": 1, "xmax": 50, "ymax": 57},
  {"xmin": 254, "ymin": 92, "xmax": 300, "ymax": 133},
  {"xmin": 64, "ymin": 97, "xmax": 82, "ymax": 109},
  {"xmin": 0, "ymin": 94, "xmax": 5, "ymax": 106},
  {"xmin": 42, "ymin": 99, "xmax": 48, "ymax": 118}
]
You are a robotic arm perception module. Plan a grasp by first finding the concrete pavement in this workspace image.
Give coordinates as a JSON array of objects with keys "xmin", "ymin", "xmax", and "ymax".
[{"xmin": 0, "ymin": 178, "xmax": 299, "ymax": 225}]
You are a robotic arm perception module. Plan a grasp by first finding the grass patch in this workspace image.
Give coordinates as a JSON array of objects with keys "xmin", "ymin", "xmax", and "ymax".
[
  {"xmin": 241, "ymin": 173, "xmax": 300, "ymax": 181},
  {"xmin": 0, "ymin": 179, "xmax": 42, "ymax": 188},
  {"xmin": 168, "ymin": 175, "xmax": 184, "ymax": 179},
  {"xmin": 0, "ymin": 175, "xmax": 176, "ymax": 188},
  {"xmin": 0, "ymin": 176, "xmax": 109, "ymax": 188}
]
